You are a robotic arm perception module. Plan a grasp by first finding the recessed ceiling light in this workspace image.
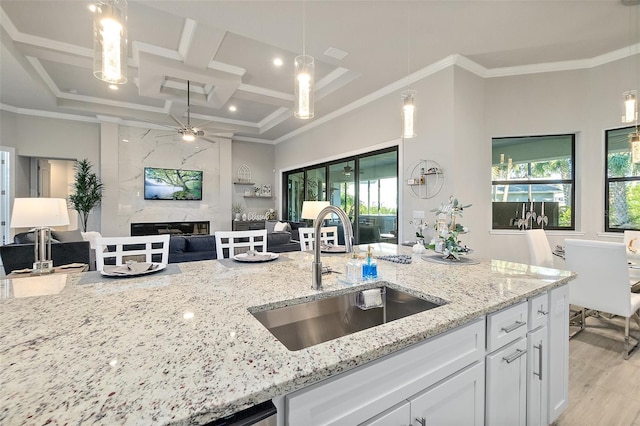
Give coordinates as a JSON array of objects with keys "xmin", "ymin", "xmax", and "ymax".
[
  {"xmin": 108, "ymin": 84, "xmax": 118, "ymax": 90},
  {"xmin": 229, "ymin": 105, "xmax": 237, "ymax": 112},
  {"xmin": 122, "ymin": 139, "xmax": 129, "ymax": 142},
  {"xmin": 88, "ymin": 4, "xmax": 97, "ymax": 12},
  {"xmin": 273, "ymin": 58, "xmax": 283, "ymax": 67}
]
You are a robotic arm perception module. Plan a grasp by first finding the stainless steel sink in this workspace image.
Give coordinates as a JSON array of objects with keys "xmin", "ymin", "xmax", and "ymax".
[{"xmin": 250, "ymin": 286, "xmax": 445, "ymax": 351}]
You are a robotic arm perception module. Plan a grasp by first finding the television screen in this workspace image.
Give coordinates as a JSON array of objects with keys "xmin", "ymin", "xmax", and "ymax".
[{"xmin": 144, "ymin": 167, "xmax": 203, "ymax": 200}]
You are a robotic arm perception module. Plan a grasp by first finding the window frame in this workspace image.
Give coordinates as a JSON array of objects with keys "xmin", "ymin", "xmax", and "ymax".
[
  {"xmin": 491, "ymin": 133, "xmax": 576, "ymax": 231},
  {"xmin": 604, "ymin": 125, "xmax": 640, "ymax": 233}
]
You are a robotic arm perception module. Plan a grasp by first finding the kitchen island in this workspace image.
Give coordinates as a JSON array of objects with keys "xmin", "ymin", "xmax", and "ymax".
[{"xmin": 0, "ymin": 244, "xmax": 575, "ymax": 425}]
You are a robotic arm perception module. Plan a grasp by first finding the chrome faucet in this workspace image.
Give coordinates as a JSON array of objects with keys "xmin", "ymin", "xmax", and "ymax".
[{"xmin": 312, "ymin": 205, "xmax": 354, "ymax": 290}]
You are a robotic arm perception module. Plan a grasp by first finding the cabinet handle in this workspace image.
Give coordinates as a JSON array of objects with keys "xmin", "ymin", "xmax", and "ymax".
[
  {"xmin": 415, "ymin": 417, "xmax": 426, "ymax": 426},
  {"xmin": 533, "ymin": 343, "xmax": 543, "ymax": 380},
  {"xmin": 538, "ymin": 308, "xmax": 549, "ymax": 315},
  {"xmin": 503, "ymin": 348, "xmax": 527, "ymax": 364},
  {"xmin": 501, "ymin": 320, "xmax": 526, "ymax": 333}
]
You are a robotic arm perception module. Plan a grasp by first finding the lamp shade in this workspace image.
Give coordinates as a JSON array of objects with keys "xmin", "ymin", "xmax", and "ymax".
[
  {"xmin": 301, "ymin": 201, "xmax": 330, "ymax": 220},
  {"xmin": 10, "ymin": 198, "xmax": 70, "ymax": 228}
]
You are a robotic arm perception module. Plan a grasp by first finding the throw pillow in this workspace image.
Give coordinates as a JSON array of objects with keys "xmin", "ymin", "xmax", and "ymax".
[
  {"xmin": 274, "ymin": 221, "xmax": 290, "ymax": 232},
  {"xmin": 51, "ymin": 229, "xmax": 83, "ymax": 242}
]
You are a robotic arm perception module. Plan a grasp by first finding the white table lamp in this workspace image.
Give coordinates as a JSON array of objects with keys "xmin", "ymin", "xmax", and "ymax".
[
  {"xmin": 301, "ymin": 201, "xmax": 330, "ymax": 222},
  {"xmin": 10, "ymin": 198, "xmax": 70, "ymax": 274}
]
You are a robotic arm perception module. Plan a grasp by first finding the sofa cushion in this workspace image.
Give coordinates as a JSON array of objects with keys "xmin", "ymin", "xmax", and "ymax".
[
  {"xmin": 274, "ymin": 221, "xmax": 290, "ymax": 232},
  {"xmin": 185, "ymin": 235, "xmax": 216, "ymax": 253},
  {"xmin": 14, "ymin": 232, "xmax": 36, "ymax": 244},
  {"xmin": 169, "ymin": 235, "xmax": 187, "ymax": 253},
  {"xmin": 267, "ymin": 231, "xmax": 291, "ymax": 247},
  {"xmin": 51, "ymin": 229, "xmax": 83, "ymax": 242}
]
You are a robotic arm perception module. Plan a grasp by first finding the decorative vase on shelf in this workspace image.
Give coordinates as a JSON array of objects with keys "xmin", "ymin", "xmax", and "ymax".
[
  {"xmin": 235, "ymin": 213, "xmax": 241, "ymax": 221},
  {"xmin": 242, "ymin": 213, "xmax": 247, "ymax": 221}
]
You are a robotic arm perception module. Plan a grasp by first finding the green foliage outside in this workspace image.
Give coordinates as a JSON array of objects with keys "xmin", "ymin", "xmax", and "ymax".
[{"xmin": 146, "ymin": 168, "xmax": 202, "ymax": 200}]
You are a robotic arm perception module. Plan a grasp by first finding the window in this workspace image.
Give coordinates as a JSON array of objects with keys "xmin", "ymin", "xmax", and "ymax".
[
  {"xmin": 283, "ymin": 147, "xmax": 398, "ymax": 244},
  {"xmin": 491, "ymin": 134, "xmax": 575, "ymax": 230},
  {"xmin": 605, "ymin": 126, "xmax": 640, "ymax": 232}
]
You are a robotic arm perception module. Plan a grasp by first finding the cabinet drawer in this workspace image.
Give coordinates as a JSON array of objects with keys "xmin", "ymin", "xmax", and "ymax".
[
  {"xmin": 528, "ymin": 292, "xmax": 549, "ymax": 330},
  {"xmin": 486, "ymin": 301, "xmax": 528, "ymax": 352}
]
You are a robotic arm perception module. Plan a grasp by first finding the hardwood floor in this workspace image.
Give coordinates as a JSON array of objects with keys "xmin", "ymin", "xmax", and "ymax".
[{"xmin": 556, "ymin": 315, "xmax": 640, "ymax": 426}]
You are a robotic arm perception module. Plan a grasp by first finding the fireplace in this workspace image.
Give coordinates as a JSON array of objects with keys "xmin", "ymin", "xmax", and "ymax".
[{"xmin": 131, "ymin": 221, "xmax": 210, "ymax": 236}]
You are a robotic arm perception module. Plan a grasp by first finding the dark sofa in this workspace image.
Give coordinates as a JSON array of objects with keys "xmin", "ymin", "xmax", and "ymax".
[
  {"xmin": 168, "ymin": 223, "xmax": 302, "ymax": 263},
  {"xmin": 1, "ymin": 238, "xmax": 91, "ymax": 274}
]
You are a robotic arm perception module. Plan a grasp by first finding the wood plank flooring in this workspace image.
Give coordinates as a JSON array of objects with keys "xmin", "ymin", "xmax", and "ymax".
[{"xmin": 556, "ymin": 315, "xmax": 640, "ymax": 426}]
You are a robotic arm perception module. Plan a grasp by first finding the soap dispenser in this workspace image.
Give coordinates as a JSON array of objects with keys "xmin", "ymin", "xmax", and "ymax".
[
  {"xmin": 362, "ymin": 245, "xmax": 378, "ymax": 280},
  {"xmin": 345, "ymin": 251, "xmax": 362, "ymax": 284}
]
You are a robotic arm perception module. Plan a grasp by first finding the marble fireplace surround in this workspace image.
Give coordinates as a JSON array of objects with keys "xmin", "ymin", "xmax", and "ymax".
[{"xmin": 114, "ymin": 127, "xmax": 228, "ymax": 237}]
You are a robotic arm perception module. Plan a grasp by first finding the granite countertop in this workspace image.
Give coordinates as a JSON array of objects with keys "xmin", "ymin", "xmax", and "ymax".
[{"xmin": 0, "ymin": 244, "xmax": 575, "ymax": 425}]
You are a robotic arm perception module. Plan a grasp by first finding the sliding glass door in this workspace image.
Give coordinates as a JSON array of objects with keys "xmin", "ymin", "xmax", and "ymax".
[{"xmin": 283, "ymin": 147, "xmax": 398, "ymax": 244}]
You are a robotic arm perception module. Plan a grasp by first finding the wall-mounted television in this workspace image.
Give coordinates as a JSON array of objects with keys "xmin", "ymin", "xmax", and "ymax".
[{"xmin": 144, "ymin": 167, "xmax": 203, "ymax": 200}]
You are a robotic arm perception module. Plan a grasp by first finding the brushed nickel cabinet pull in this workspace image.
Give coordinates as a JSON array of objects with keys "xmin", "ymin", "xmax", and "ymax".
[
  {"xmin": 415, "ymin": 417, "xmax": 426, "ymax": 426},
  {"xmin": 501, "ymin": 320, "xmax": 526, "ymax": 333},
  {"xmin": 533, "ymin": 343, "xmax": 543, "ymax": 380},
  {"xmin": 503, "ymin": 348, "xmax": 527, "ymax": 363}
]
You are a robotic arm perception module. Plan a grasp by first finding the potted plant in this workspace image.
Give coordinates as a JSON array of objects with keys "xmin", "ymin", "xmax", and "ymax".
[
  {"xmin": 232, "ymin": 203, "xmax": 244, "ymax": 221},
  {"xmin": 69, "ymin": 159, "xmax": 104, "ymax": 232}
]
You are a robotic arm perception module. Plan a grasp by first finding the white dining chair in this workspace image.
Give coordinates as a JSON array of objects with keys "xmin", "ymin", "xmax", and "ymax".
[
  {"xmin": 564, "ymin": 239, "xmax": 640, "ymax": 359},
  {"xmin": 298, "ymin": 226, "xmax": 339, "ymax": 251},
  {"xmin": 525, "ymin": 229, "xmax": 554, "ymax": 268},
  {"xmin": 215, "ymin": 230, "xmax": 267, "ymax": 258},
  {"xmin": 94, "ymin": 235, "xmax": 170, "ymax": 271}
]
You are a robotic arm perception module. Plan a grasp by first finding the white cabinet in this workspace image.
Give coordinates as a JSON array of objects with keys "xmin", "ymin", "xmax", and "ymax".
[
  {"xmin": 410, "ymin": 362, "xmax": 485, "ymax": 426},
  {"xmin": 485, "ymin": 337, "xmax": 528, "ymax": 426},
  {"xmin": 286, "ymin": 319, "xmax": 485, "ymax": 425},
  {"xmin": 361, "ymin": 401, "xmax": 410, "ymax": 426},
  {"xmin": 361, "ymin": 363, "xmax": 484, "ymax": 426},
  {"xmin": 547, "ymin": 285, "xmax": 569, "ymax": 423},
  {"xmin": 527, "ymin": 325, "xmax": 548, "ymax": 426}
]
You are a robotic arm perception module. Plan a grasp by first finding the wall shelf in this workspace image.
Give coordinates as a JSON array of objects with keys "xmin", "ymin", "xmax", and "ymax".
[
  {"xmin": 234, "ymin": 181, "xmax": 255, "ymax": 185},
  {"xmin": 407, "ymin": 159, "xmax": 444, "ymax": 199},
  {"xmin": 244, "ymin": 195, "xmax": 272, "ymax": 198}
]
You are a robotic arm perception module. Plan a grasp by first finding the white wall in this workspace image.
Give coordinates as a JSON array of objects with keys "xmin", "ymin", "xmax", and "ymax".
[
  {"xmin": 231, "ymin": 141, "xmax": 276, "ymax": 218},
  {"xmin": 276, "ymin": 55, "xmax": 638, "ymax": 264}
]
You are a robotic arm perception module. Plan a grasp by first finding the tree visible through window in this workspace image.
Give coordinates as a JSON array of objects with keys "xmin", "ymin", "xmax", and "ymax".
[
  {"xmin": 491, "ymin": 134, "xmax": 575, "ymax": 230},
  {"xmin": 605, "ymin": 126, "xmax": 640, "ymax": 232}
]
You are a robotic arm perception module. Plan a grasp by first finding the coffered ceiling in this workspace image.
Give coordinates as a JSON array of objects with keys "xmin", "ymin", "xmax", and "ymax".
[{"xmin": 1, "ymin": 1, "xmax": 638, "ymax": 144}]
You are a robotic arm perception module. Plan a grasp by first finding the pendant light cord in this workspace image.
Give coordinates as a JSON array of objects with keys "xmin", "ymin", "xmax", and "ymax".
[
  {"xmin": 406, "ymin": 4, "xmax": 411, "ymax": 89},
  {"xmin": 302, "ymin": 0, "xmax": 306, "ymax": 57}
]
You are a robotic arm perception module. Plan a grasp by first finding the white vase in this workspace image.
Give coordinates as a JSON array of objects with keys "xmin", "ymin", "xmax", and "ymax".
[
  {"xmin": 242, "ymin": 213, "xmax": 247, "ymax": 221},
  {"xmin": 235, "ymin": 213, "xmax": 241, "ymax": 221}
]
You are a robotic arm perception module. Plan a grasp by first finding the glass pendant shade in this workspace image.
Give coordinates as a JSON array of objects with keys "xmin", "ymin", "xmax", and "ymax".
[
  {"xmin": 622, "ymin": 90, "xmax": 638, "ymax": 124},
  {"xmin": 401, "ymin": 90, "xmax": 417, "ymax": 139},
  {"xmin": 294, "ymin": 55, "xmax": 314, "ymax": 119},
  {"xmin": 630, "ymin": 132, "xmax": 640, "ymax": 164},
  {"xmin": 93, "ymin": 0, "xmax": 128, "ymax": 84}
]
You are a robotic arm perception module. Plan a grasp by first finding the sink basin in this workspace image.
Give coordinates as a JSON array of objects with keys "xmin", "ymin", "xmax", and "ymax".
[{"xmin": 250, "ymin": 286, "xmax": 445, "ymax": 351}]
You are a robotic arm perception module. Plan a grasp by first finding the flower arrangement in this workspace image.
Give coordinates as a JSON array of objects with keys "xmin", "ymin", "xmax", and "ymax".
[
  {"xmin": 429, "ymin": 196, "xmax": 472, "ymax": 260},
  {"xmin": 409, "ymin": 219, "xmax": 429, "ymax": 240}
]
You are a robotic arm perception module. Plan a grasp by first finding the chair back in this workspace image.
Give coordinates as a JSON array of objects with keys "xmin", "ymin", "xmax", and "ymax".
[
  {"xmin": 525, "ymin": 229, "xmax": 554, "ymax": 268},
  {"xmin": 564, "ymin": 239, "xmax": 633, "ymax": 317},
  {"xmin": 623, "ymin": 230, "xmax": 640, "ymax": 260},
  {"xmin": 215, "ymin": 230, "xmax": 267, "ymax": 258},
  {"xmin": 298, "ymin": 226, "xmax": 339, "ymax": 251},
  {"xmin": 94, "ymin": 235, "xmax": 170, "ymax": 271}
]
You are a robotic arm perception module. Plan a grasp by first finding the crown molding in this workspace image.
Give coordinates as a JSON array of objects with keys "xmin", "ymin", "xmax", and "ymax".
[{"xmin": 0, "ymin": 103, "xmax": 99, "ymax": 123}]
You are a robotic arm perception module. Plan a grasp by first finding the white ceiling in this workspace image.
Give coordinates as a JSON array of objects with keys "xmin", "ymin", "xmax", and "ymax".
[{"xmin": 1, "ymin": 1, "xmax": 639, "ymax": 144}]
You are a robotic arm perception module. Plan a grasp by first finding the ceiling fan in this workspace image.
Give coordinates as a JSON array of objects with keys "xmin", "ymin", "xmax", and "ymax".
[{"xmin": 162, "ymin": 80, "xmax": 232, "ymax": 144}]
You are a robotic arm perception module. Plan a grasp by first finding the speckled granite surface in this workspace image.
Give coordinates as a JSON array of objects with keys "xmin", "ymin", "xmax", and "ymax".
[{"xmin": 0, "ymin": 244, "xmax": 575, "ymax": 425}]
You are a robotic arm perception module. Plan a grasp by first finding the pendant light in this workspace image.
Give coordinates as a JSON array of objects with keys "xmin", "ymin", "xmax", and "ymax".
[
  {"xmin": 401, "ymin": 7, "xmax": 416, "ymax": 139},
  {"xmin": 625, "ymin": 3, "xmax": 640, "ymax": 162},
  {"xmin": 294, "ymin": 1, "xmax": 314, "ymax": 119},
  {"xmin": 92, "ymin": 0, "xmax": 128, "ymax": 85}
]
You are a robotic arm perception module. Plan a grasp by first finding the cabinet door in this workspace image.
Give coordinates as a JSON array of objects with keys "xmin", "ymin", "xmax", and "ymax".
[
  {"xmin": 527, "ymin": 326, "xmax": 548, "ymax": 426},
  {"xmin": 409, "ymin": 362, "xmax": 484, "ymax": 426},
  {"xmin": 548, "ymin": 284, "xmax": 569, "ymax": 423},
  {"xmin": 485, "ymin": 337, "xmax": 527, "ymax": 426},
  {"xmin": 360, "ymin": 400, "xmax": 411, "ymax": 426}
]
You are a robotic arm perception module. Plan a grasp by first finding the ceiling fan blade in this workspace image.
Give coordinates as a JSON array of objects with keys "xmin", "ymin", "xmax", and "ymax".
[{"xmin": 169, "ymin": 114, "xmax": 185, "ymax": 128}]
